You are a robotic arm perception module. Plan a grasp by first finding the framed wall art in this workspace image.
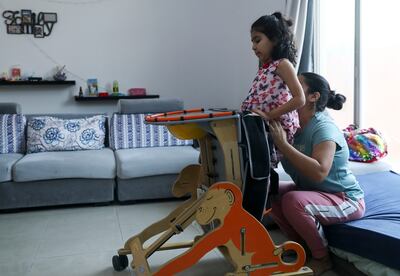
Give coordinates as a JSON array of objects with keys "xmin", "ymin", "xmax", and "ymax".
[{"xmin": 2, "ymin": 9, "xmax": 58, "ymax": 38}]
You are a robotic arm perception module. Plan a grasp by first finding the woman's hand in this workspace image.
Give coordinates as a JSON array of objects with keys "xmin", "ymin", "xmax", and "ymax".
[
  {"xmin": 251, "ymin": 109, "xmax": 271, "ymax": 120},
  {"xmin": 251, "ymin": 109, "xmax": 287, "ymax": 147},
  {"xmin": 269, "ymin": 120, "xmax": 288, "ymax": 148}
]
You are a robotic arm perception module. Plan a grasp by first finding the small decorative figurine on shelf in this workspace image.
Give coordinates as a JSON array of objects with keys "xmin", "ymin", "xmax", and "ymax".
[
  {"xmin": 87, "ymin": 78, "xmax": 98, "ymax": 96},
  {"xmin": 11, "ymin": 66, "xmax": 21, "ymax": 81},
  {"xmin": 0, "ymin": 71, "xmax": 8, "ymax": 81},
  {"xmin": 53, "ymin": 65, "xmax": 67, "ymax": 81},
  {"xmin": 78, "ymin": 86, "xmax": 83, "ymax": 97}
]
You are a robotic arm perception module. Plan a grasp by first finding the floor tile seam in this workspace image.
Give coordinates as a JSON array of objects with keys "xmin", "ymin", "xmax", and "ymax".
[
  {"xmin": 33, "ymin": 249, "xmax": 117, "ymax": 261},
  {"xmin": 44, "ymin": 221, "xmax": 121, "ymax": 233},
  {"xmin": 0, "ymin": 257, "xmax": 35, "ymax": 266},
  {"xmin": 45, "ymin": 216, "xmax": 120, "ymax": 225},
  {"xmin": 34, "ymin": 237, "xmax": 122, "ymax": 259},
  {"xmin": 0, "ymin": 213, "xmax": 52, "ymax": 241},
  {"xmin": 115, "ymin": 205, "xmax": 125, "ymax": 243},
  {"xmin": 43, "ymin": 208, "xmax": 120, "ymax": 227},
  {"xmin": 44, "ymin": 215, "xmax": 121, "ymax": 234},
  {"xmin": 28, "ymin": 213, "xmax": 53, "ymax": 265},
  {"xmin": 25, "ymin": 234, "xmax": 44, "ymax": 276},
  {"xmin": 34, "ymin": 229, "xmax": 122, "ymax": 250},
  {"xmin": 26, "ymin": 259, "xmax": 35, "ymax": 276},
  {"xmin": 36, "ymin": 249, "xmax": 118, "ymax": 261}
]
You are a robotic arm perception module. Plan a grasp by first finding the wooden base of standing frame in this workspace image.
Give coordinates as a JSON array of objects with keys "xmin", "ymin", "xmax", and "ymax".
[{"xmin": 113, "ymin": 168, "xmax": 311, "ymax": 275}]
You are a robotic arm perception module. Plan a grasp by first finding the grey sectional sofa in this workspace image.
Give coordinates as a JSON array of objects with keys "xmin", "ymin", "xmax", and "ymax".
[
  {"xmin": 3, "ymin": 99, "xmax": 389, "ymax": 212},
  {"xmin": 0, "ymin": 100, "xmax": 199, "ymax": 210}
]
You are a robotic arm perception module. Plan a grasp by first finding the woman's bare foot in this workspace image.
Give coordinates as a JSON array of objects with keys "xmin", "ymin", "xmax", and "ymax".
[{"xmin": 306, "ymin": 255, "xmax": 332, "ymax": 276}]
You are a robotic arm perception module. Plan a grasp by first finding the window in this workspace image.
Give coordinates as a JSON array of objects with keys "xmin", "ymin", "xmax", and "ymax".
[
  {"xmin": 317, "ymin": 0, "xmax": 355, "ymax": 129},
  {"xmin": 361, "ymin": 0, "xmax": 400, "ymax": 162},
  {"xmin": 317, "ymin": 0, "xmax": 399, "ymax": 162}
]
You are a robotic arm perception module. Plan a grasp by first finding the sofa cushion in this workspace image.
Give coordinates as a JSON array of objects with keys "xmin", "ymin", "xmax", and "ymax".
[
  {"xmin": 13, "ymin": 148, "xmax": 116, "ymax": 182},
  {"xmin": 0, "ymin": 153, "xmax": 23, "ymax": 182},
  {"xmin": 0, "ymin": 114, "xmax": 26, "ymax": 154},
  {"xmin": 115, "ymin": 146, "xmax": 199, "ymax": 179},
  {"xmin": 110, "ymin": 114, "xmax": 192, "ymax": 150},
  {"xmin": 26, "ymin": 115, "xmax": 106, "ymax": 153}
]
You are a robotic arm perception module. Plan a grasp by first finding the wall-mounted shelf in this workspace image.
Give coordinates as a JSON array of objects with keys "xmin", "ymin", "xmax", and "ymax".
[
  {"xmin": 74, "ymin": 95, "xmax": 159, "ymax": 102},
  {"xmin": 0, "ymin": 80, "xmax": 76, "ymax": 86}
]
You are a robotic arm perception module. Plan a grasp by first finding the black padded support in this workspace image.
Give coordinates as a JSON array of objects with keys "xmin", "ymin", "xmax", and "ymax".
[
  {"xmin": 269, "ymin": 168, "xmax": 279, "ymax": 196},
  {"xmin": 241, "ymin": 113, "xmax": 271, "ymax": 221},
  {"xmin": 242, "ymin": 170, "xmax": 269, "ymax": 221},
  {"xmin": 241, "ymin": 113, "xmax": 270, "ymax": 180}
]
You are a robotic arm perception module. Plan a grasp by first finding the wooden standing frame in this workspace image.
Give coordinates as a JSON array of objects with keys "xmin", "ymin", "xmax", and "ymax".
[{"xmin": 112, "ymin": 110, "xmax": 312, "ymax": 275}]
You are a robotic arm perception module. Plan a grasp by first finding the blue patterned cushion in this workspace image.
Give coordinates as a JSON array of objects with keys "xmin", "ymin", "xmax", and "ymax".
[
  {"xmin": 110, "ymin": 114, "xmax": 193, "ymax": 150},
  {"xmin": 26, "ymin": 115, "xmax": 106, "ymax": 153},
  {"xmin": 0, "ymin": 114, "xmax": 26, "ymax": 154}
]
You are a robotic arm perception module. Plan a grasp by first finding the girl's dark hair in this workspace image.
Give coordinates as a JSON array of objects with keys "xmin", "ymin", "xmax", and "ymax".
[
  {"xmin": 300, "ymin": 72, "xmax": 346, "ymax": 111},
  {"xmin": 251, "ymin": 12, "xmax": 297, "ymax": 65}
]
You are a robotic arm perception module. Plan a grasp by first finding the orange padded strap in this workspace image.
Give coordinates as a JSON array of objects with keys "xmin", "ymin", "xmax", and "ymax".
[{"xmin": 145, "ymin": 109, "xmax": 235, "ymax": 122}]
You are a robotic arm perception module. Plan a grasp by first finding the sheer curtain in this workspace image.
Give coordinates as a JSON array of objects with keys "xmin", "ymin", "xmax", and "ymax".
[{"xmin": 284, "ymin": 0, "xmax": 315, "ymax": 72}]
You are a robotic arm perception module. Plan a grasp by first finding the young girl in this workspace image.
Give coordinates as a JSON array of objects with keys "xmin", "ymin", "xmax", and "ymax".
[{"xmin": 241, "ymin": 12, "xmax": 305, "ymax": 162}]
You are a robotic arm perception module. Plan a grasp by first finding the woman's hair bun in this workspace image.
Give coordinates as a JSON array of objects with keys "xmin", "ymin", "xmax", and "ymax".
[{"xmin": 327, "ymin": 91, "xmax": 346, "ymax": 110}]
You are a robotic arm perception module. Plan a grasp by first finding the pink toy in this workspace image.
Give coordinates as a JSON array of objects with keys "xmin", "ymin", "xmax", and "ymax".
[{"xmin": 128, "ymin": 88, "xmax": 146, "ymax": 96}]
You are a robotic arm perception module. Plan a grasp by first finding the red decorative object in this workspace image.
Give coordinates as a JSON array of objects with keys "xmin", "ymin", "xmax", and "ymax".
[
  {"xmin": 11, "ymin": 67, "xmax": 21, "ymax": 80},
  {"xmin": 128, "ymin": 88, "xmax": 146, "ymax": 96},
  {"xmin": 99, "ymin": 92, "xmax": 109, "ymax": 97}
]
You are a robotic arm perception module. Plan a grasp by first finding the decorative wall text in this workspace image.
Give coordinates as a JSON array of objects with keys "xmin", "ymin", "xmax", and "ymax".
[{"xmin": 2, "ymin": 9, "xmax": 57, "ymax": 38}]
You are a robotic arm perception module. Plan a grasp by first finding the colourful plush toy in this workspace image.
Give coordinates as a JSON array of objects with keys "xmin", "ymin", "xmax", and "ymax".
[{"xmin": 343, "ymin": 124, "xmax": 388, "ymax": 163}]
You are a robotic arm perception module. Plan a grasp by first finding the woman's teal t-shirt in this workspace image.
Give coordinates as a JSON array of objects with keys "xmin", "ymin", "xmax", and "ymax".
[{"xmin": 281, "ymin": 112, "xmax": 364, "ymax": 201}]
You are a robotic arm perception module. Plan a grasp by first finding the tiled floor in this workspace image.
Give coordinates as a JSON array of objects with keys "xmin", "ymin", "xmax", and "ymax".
[{"xmin": 0, "ymin": 201, "xmax": 339, "ymax": 276}]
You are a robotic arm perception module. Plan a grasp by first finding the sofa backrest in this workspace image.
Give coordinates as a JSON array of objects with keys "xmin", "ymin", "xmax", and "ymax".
[
  {"xmin": 0, "ymin": 102, "xmax": 21, "ymax": 114},
  {"xmin": 25, "ymin": 113, "xmax": 107, "ymax": 120},
  {"xmin": 110, "ymin": 98, "xmax": 194, "ymax": 150},
  {"xmin": 118, "ymin": 98, "xmax": 183, "ymax": 114}
]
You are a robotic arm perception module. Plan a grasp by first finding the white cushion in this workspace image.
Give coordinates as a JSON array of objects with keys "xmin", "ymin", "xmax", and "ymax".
[
  {"xmin": 115, "ymin": 146, "xmax": 199, "ymax": 179},
  {"xmin": 13, "ymin": 148, "xmax": 116, "ymax": 182}
]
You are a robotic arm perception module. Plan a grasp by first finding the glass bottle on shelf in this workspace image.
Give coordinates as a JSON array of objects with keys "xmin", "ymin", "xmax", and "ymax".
[{"xmin": 112, "ymin": 80, "xmax": 119, "ymax": 95}]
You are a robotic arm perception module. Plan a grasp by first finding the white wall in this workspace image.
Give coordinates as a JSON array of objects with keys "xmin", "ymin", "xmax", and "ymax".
[{"xmin": 0, "ymin": 0, "xmax": 284, "ymax": 114}]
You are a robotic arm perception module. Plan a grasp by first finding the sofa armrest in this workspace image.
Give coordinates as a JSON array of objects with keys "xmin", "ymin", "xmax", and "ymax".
[{"xmin": 0, "ymin": 102, "xmax": 21, "ymax": 114}]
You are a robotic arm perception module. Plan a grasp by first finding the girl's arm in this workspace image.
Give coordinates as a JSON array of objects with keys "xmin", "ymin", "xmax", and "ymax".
[
  {"xmin": 268, "ymin": 59, "xmax": 305, "ymax": 119},
  {"xmin": 269, "ymin": 120, "xmax": 336, "ymax": 183}
]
